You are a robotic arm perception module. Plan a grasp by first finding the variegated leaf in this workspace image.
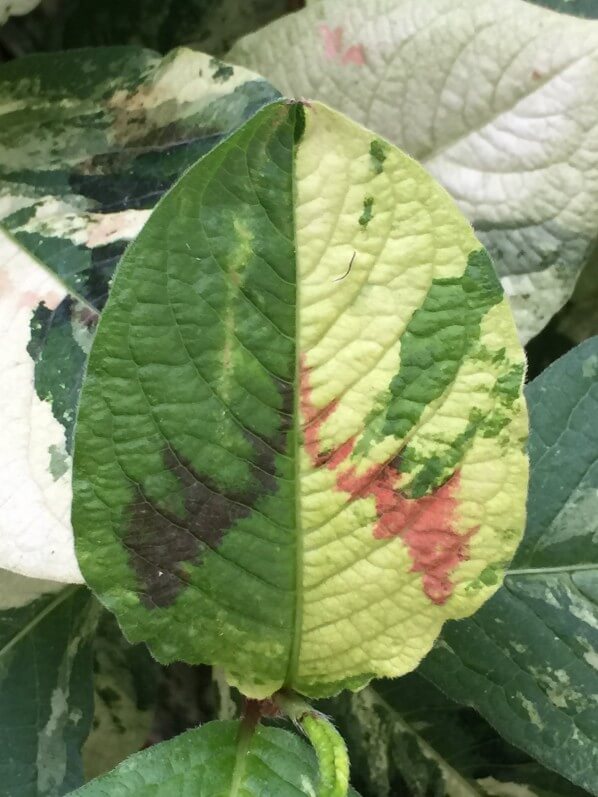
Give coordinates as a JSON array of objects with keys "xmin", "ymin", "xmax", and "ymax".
[
  {"xmin": 0, "ymin": 231, "xmax": 85, "ymax": 583},
  {"xmin": 228, "ymin": 0, "xmax": 598, "ymax": 343},
  {"xmin": 0, "ymin": 585, "xmax": 98, "ymax": 797},
  {"xmin": 321, "ymin": 673, "xmax": 589, "ymax": 797},
  {"xmin": 0, "ymin": 46, "xmax": 279, "ymax": 310},
  {"xmin": 72, "ymin": 101, "xmax": 528, "ymax": 698},
  {"xmin": 0, "ymin": 48, "xmax": 278, "ymax": 584},
  {"xmin": 83, "ymin": 613, "xmax": 157, "ymax": 781},
  {"xmin": 420, "ymin": 337, "xmax": 598, "ymax": 793}
]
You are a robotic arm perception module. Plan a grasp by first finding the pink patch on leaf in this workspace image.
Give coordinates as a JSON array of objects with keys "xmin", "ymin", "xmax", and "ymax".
[
  {"xmin": 320, "ymin": 24, "xmax": 344, "ymax": 60},
  {"xmin": 319, "ymin": 24, "xmax": 365, "ymax": 66},
  {"xmin": 300, "ymin": 353, "xmax": 339, "ymax": 467},
  {"xmin": 342, "ymin": 45, "xmax": 365, "ymax": 66},
  {"xmin": 300, "ymin": 359, "xmax": 477, "ymax": 604}
]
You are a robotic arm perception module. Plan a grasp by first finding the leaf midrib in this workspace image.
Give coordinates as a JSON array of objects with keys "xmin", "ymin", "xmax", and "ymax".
[
  {"xmin": 286, "ymin": 103, "xmax": 304, "ymax": 688},
  {"xmin": 506, "ymin": 563, "xmax": 596, "ymax": 577}
]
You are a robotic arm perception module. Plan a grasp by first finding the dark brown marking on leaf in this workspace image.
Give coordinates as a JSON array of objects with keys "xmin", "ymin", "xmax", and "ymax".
[
  {"xmin": 124, "ymin": 449, "xmax": 253, "ymax": 608},
  {"xmin": 125, "ymin": 375, "xmax": 295, "ymax": 609},
  {"xmin": 389, "ymin": 451, "xmax": 404, "ymax": 471}
]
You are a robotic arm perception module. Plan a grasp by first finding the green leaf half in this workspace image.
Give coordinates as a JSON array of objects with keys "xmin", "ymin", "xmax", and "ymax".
[{"xmin": 72, "ymin": 100, "xmax": 528, "ymax": 698}]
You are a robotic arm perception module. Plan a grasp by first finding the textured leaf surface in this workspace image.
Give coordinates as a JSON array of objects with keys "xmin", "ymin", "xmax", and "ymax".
[
  {"xmin": 70, "ymin": 719, "xmax": 358, "ymax": 797},
  {"xmin": 228, "ymin": 0, "xmax": 598, "ymax": 343},
  {"xmin": 420, "ymin": 337, "xmax": 598, "ymax": 793},
  {"xmin": 73, "ymin": 100, "xmax": 528, "ymax": 698},
  {"xmin": 0, "ymin": 48, "xmax": 278, "ymax": 583},
  {"xmin": 83, "ymin": 613, "xmax": 157, "ymax": 780},
  {"xmin": 0, "ymin": 586, "xmax": 98, "ymax": 797},
  {"xmin": 321, "ymin": 673, "xmax": 590, "ymax": 797}
]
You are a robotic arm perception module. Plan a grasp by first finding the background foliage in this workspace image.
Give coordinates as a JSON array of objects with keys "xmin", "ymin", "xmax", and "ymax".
[{"xmin": 0, "ymin": 1, "xmax": 597, "ymax": 796}]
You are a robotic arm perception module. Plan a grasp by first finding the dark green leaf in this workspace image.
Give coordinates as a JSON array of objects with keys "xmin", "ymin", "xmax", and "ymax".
[
  {"xmin": 0, "ymin": 585, "xmax": 98, "ymax": 797},
  {"xmin": 420, "ymin": 337, "xmax": 598, "ymax": 794},
  {"xmin": 321, "ymin": 673, "xmax": 590, "ymax": 797},
  {"xmin": 70, "ymin": 719, "xmax": 360, "ymax": 796},
  {"xmin": 526, "ymin": 0, "xmax": 598, "ymax": 17}
]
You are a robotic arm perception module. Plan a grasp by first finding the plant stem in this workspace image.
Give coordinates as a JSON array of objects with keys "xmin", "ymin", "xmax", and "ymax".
[{"xmin": 229, "ymin": 699, "xmax": 261, "ymax": 796}]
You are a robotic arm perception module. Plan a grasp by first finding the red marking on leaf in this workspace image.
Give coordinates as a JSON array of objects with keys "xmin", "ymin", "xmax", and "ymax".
[
  {"xmin": 326, "ymin": 435, "xmax": 357, "ymax": 470},
  {"xmin": 300, "ymin": 354, "xmax": 339, "ymax": 467},
  {"xmin": 320, "ymin": 24, "xmax": 344, "ymax": 59},
  {"xmin": 342, "ymin": 44, "xmax": 366, "ymax": 66},
  {"xmin": 300, "ymin": 359, "xmax": 477, "ymax": 604},
  {"xmin": 336, "ymin": 461, "xmax": 476, "ymax": 604},
  {"xmin": 373, "ymin": 471, "xmax": 476, "ymax": 605},
  {"xmin": 319, "ymin": 24, "xmax": 365, "ymax": 66}
]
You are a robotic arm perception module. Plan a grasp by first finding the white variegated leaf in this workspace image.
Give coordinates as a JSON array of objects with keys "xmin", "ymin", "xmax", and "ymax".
[{"xmin": 229, "ymin": 0, "xmax": 598, "ymax": 342}]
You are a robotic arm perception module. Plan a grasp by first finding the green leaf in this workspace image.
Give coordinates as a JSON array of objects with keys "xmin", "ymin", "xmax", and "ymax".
[
  {"xmin": 277, "ymin": 696, "xmax": 350, "ymax": 797},
  {"xmin": 73, "ymin": 100, "xmax": 528, "ymax": 698},
  {"xmin": 228, "ymin": 0, "xmax": 598, "ymax": 343},
  {"xmin": 0, "ymin": 585, "xmax": 98, "ymax": 797},
  {"xmin": 321, "ymin": 673, "xmax": 590, "ymax": 797},
  {"xmin": 70, "ymin": 719, "xmax": 359, "ymax": 796},
  {"xmin": 526, "ymin": 0, "xmax": 598, "ymax": 17},
  {"xmin": 22, "ymin": 0, "xmax": 290, "ymax": 56},
  {"xmin": 0, "ymin": 47, "xmax": 278, "ymax": 584},
  {"xmin": 419, "ymin": 337, "xmax": 598, "ymax": 794},
  {"xmin": 83, "ymin": 613, "xmax": 158, "ymax": 780},
  {"xmin": 300, "ymin": 713, "xmax": 349, "ymax": 797}
]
